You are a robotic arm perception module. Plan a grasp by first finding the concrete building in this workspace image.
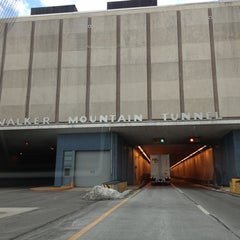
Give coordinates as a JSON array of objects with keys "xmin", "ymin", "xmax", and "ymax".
[{"xmin": 0, "ymin": 1, "xmax": 239, "ymax": 187}]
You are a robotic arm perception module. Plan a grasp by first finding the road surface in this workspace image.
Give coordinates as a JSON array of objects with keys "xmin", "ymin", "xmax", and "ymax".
[{"xmin": 0, "ymin": 181, "xmax": 239, "ymax": 240}]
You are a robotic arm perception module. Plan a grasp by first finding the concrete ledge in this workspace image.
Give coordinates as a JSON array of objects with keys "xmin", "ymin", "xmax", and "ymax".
[
  {"xmin": 30, "ymin": 186, "xmax": 73, "ymax": 191},
  {"xmin": 102, "ymin": 181, "xmax": 127, "ymax": 193},
  {"xmin": 30, "ymin": 182, "xmax": 74, "ymax": 191},
  {"xmin": 230, "ymin": 178, "xmax": 240, "ymax": 195}
]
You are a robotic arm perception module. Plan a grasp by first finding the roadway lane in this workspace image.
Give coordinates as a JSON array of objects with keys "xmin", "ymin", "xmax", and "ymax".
[
  {"xmin": 64, "ymin": 183, "xmax": 240, "ymax": 240},
  {"xmin": 172, "ymin": 180, "xmax": 240, "ymax": 239},
  {"xmin": 1, "ymin": 183, "xmax": 240, "ymax": 240},
  {"xmin": 0, "ymin": 188, "xmax": 92, "ymax": 240}
]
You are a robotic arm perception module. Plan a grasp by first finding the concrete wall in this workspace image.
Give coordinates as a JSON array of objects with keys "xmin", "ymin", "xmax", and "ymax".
[
  {"xmin": 214, "ymin": 130, "xmax": 240, "ymax": 186},
  {"xmin": 120, "ymin": 13, "xmax": 148, "ymax": 118},
  {"xmin": 133, "ymin": 148, "xmax": 150, "ymax": 185},
  {"xmin": 90, "ymin": 15, "xmax": 117, "ymax": 117},
  {"xmin": 1, "ymin": 2, "xmax": 240, "ymax": 122},
  {"xmin": 0, "ymin": 21, "xmax": 31, "ymax": 120},
  {"xmin": 181, "ymin": 8, "xmax": 215, "ymax": 113},
  {"xmin": 171, "ymin": 148, "xmax": 214, "ymax": 183},
  {"xmin": 60, "ymin": 17, "xmax": 88, "ymax": 120},
  {"xmin": 30, "ymin": 20, "xmax": 59, "ymax": 120},
  {"xmin": 151, "ymin": 11, "xmax": 180, "ymax": 117},
  {"xmin": 213, "ymin": 6, "xmax": 240, "ymax": 117}
]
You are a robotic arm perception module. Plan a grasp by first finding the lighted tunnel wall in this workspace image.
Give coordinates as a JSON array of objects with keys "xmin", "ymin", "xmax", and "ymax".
[
  {"xmin": 171, "ymin": 148, "xmax": 214, "ymax": 184},
  {"xmin": 133, "ymin": 149, "xmax": 150, "ymax": 185}
]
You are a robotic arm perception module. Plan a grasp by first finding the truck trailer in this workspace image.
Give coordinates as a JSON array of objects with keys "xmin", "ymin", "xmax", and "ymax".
[{"xmin": 150, "ymin": 154, "xmax": 171, "ymax": 185}]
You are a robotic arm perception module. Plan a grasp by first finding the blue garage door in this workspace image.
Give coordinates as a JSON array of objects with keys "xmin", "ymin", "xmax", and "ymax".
[{"xmin": 74, "ymin": 151, "xmax": 111, "ymax": 187}]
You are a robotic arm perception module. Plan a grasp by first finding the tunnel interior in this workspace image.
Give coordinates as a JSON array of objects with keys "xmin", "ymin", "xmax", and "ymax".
[
  {"xmin": 140, "ymin": 144, "xmax": 213, "ymax": 184},
  {"xmin": 0, "ymin": 130, "xmax": 57, "ymax": 187}
]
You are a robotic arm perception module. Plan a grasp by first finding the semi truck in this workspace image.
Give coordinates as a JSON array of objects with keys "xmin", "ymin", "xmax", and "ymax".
[{"xmin": 150, "ymin": 154, "xmax": 171, "ymax": 185}]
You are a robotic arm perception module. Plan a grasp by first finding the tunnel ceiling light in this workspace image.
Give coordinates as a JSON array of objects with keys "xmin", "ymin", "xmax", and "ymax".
[
  {"xmin": 188, "ymin": 137, "xmax": 200, "ymax": 143},
  {"xmin": 189, "ymin": 137, "xmax": 194, "ymax": 143},
  {"xmin": 170, "ymin": 145, "xmax": 208, "ymax": 169},
  {"xmin": 137, "ymin": 146, "xmax": 151, "ymax": 163}
]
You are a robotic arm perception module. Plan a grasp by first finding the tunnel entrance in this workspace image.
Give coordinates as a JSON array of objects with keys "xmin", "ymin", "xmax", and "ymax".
[
  {"xmin": 0, "ymin": 130, "xmax": 56, "ymax": 187},
  {"xmin": 0, "ymin": 122, "xmax": 239, "ymax": 188},
  {"xmin": 139, "ymin": 144, "xmax": 214, "ymax": 185}
]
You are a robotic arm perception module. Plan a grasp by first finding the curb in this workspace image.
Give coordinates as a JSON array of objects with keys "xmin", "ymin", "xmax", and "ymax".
[
  {"xmin": 30, "ymin": 182, "xmax": 74, "ymax": 191},
  {"xmin": 30, "ymin": 186, "xmax": 74, "ymax": 191}
]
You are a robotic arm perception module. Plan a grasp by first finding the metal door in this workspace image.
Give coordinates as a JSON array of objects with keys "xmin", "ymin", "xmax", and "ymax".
[{"xmin": 74, "ymin": 151, "xmax": 111, "ymax": 187}]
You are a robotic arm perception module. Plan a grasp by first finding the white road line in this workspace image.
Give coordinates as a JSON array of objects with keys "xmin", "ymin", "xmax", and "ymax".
[
  {"xmin": 172, "ymin": 184, "xmax": 210, "ymax": 215},
  {"xmin": 177, "ymin": 188, "xmax": 184, "ymax": 194},
  {"xmin": 0, "ymin": 207, "xmax": 38, "ymax": 218},
  {"xmin": 171, "ymin": 183, "xmax": 184, "ymax": 194},
  {"xmin": 197, "ymin": 205, "xmax": 210, "ymax": 215}
]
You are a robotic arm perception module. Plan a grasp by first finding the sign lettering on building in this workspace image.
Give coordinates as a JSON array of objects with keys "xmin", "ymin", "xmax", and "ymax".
[
  {"xmin": 0, "ymin": 112, "xmax": 222, "ymax": 127},
  {"xmin": 0, "ymin": 117, "xmax": 50, "ymax": 126}
]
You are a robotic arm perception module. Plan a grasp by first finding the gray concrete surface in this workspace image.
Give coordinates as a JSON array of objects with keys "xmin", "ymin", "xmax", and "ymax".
[
  {"xmin": 0, "ymin": 188, "xmax": 92, "ymax": 240},
  {"xmin": 1, "ymin": 182, "xmax": 239, "ymax": 240},
  {"xmin": 1, "ymin": 1, "xmax": 240, "ymax": 121}
]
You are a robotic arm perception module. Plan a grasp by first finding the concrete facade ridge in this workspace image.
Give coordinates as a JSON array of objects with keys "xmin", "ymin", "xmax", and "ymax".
[{"xmin": 0, "ymin": 118, "xmax": 239, "ymax": 131}]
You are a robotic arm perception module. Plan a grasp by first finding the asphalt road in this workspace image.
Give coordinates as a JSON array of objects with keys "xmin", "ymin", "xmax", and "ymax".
[
  {"xmin": 0, "ymin": 188, "xmax": 92, "ymax": 240},
  {"xmin": 0, "ymin": 181, "xmax": 239, "ymax": 240}
]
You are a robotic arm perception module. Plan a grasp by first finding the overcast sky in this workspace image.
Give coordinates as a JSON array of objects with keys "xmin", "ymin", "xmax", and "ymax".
[{"xmin": 2, "ymin": 0, "xmax": 217, "ymax": 17}]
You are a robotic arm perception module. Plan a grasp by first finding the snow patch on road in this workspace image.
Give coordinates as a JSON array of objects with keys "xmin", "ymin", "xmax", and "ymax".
[{"xmin": 83, "ymin": 185, "xmax": 132, "ymax": 201}]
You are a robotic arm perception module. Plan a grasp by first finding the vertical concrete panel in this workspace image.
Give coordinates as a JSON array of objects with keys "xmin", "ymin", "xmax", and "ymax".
[
  {"xmin": 30, "ymin": 20, "xmax": 60, "ymax": 121},
  {"xmin": 0, "ymin": 22, "xmax": 32, "ymax": 119},
  {"xmin": 177, "ymin": 11, "xmax": 184, "ymax": 114},
  {"xmin": 90, "ymin": 15, "xmax": 117, "ymax": 117},
  {"xmin": 25, "ymin": 22, "xmax": 35, "ymax": 117},
  {"xmin": 212, "ymin": 6, "xmax": 240, "ymax": 117},
  {"xmin": 59, "ymin": 17, "xmax": 88, "ymax": 121},
  {"xmin": 0, "ymin": 24, "xmax": 9, "ymax": 106},
  {"xmin": 0, "ymin": 28, "xmax": 3, "ymax": 70},
  {"xmin": 151, "ymin": 11, "xmax": 180, "ymax": 118},
  {"xmin": 215, "ymin": 131, "xmax": 240, "ymax": 186},
  {"xmin": 55, "ymin": 19, "xmax": 63, "ymax": 122},
  {"xmin": 146, "ymin": 13, "xmax": 152, "ymax": 119},
  {"xmin": 120, "ymin": 13, "xmax": 148, "ymax": 119},
  {"xmin": 208, "ymin": 8, "xmax": 219, "ymax": 114},
  {"xmin": 181, "ymin": 8, "xmax": 215, "ymax": 114},
  {"xmin": 222, "ymin": 133, "xmax": 236, "ymax": 185},
  {"xmin": 233, "ymin": 131, "xmax": 240, "ymax": 178},
  {"xmin": 85, "ymin": 17, "xmax": 91, "ymax": 118}
]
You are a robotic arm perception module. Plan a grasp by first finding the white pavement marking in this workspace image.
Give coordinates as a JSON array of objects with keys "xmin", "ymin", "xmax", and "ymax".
[
  {"xmin": 197, "ymin": 205, "xmax": 210, "ymax": 215},
  {"xmin": 0, "ymin": 207, "xmax": 38, "ymax": 218},
  {"xmin": 172, "ymin": 184, "xmax": 211, "ymax": 216},
  {"xmin": 171, "ymin": 183, "xmax": 184, "ymax": 194},
  {"xmin": 176, "ymin": 188, "xmax": 184, "ymax": 194}
]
